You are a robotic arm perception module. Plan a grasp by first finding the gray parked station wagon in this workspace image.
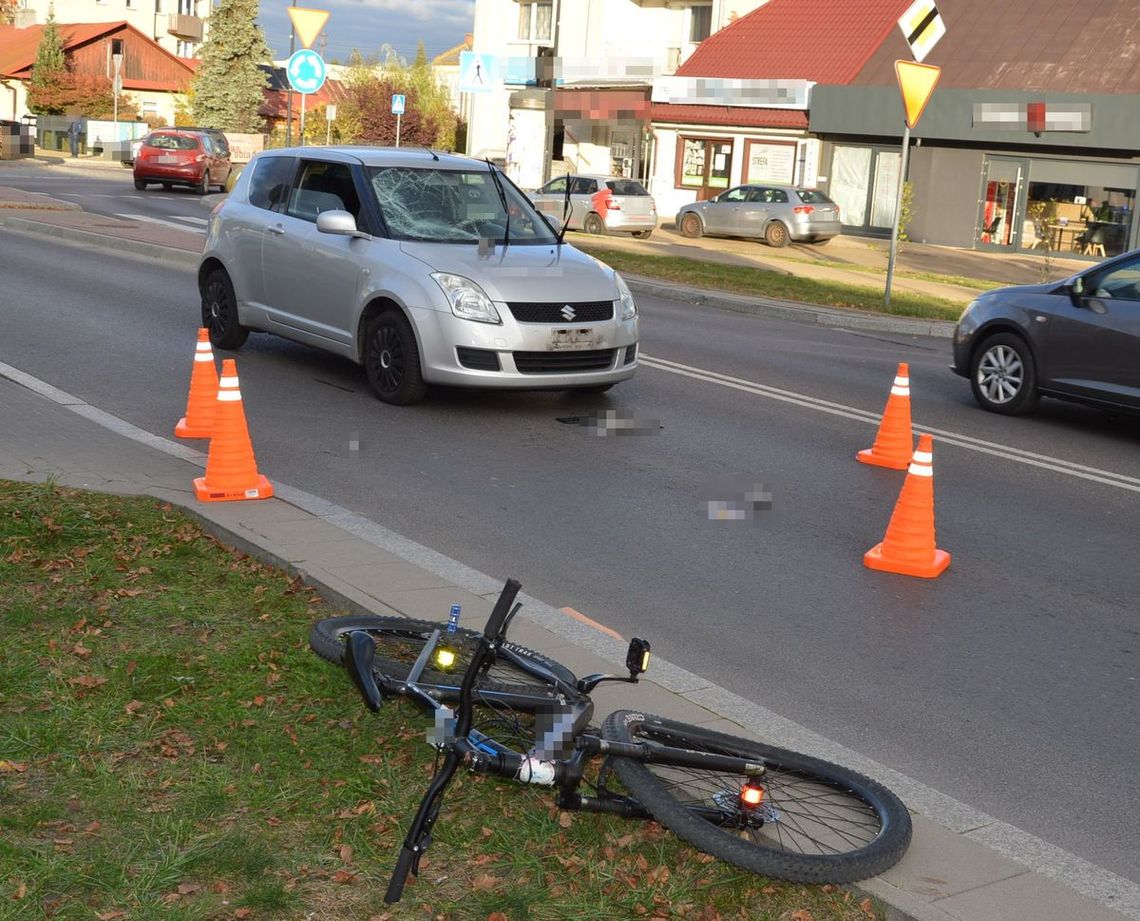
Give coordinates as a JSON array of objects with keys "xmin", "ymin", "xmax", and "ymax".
[
  {"xmin": 198, "ymin": 148, "xmax": 640, "ymax": 405},
  {"xmin": 676, "ymin": 184, "xmax": 842, "ymax": 247}
]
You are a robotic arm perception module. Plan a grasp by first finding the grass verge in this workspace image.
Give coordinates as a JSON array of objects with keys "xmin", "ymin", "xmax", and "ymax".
[
  {"xmin": 574, "ymin": 244, "xmax": 965, "ymax": 321},
  {"xmin": 0, "ymin": 480, "xmax": 887, "ymax": 921}
]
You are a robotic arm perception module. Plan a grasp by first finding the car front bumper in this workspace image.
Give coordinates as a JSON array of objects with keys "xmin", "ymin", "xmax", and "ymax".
[{"xmin": 409, "ymin": 304, "xmax": 640, "ymax": 389}]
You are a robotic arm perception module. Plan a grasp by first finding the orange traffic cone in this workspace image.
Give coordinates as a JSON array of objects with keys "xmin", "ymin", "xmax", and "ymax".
[
  {"xmin": 864, "ymin": 433, "xmax": 950, "ymax": 578},
  {"xmin": 193, "ymin": 359, "xmax": 274, "ymax": 502},
  {"xmin": 857, "ymin": 362, "xmax": 914, "ymax": 469},
  {"xmin": 175, "ymin": 328, "xmax": 219, "ymax": 439}
]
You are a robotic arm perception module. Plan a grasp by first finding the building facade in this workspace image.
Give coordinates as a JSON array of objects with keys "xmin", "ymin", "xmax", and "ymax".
[
  {"xmin": 467, "ymin": 0, "xmax": 768, "ymax": 189},
  {"xmin": 10, "ymin": 0, "xmax": 207, "ymax": 58}
]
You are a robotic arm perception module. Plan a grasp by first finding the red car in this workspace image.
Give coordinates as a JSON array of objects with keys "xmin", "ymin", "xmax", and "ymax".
[{"xmin": 133, "ymin": 129, "xmax": 231, "ymax": 194}]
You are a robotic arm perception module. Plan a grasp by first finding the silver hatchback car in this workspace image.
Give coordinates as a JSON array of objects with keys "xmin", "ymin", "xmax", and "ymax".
[
  {"xmin": 529, "ymin": 174, "xmax": 658, "ymax": 237},
  {"xmin": 676, "ymin": 185, "xmax": 841, "ymax": 247},
  {"xmin": 198, "ymin": 148, "xmax": 640, "ymax": 405}
]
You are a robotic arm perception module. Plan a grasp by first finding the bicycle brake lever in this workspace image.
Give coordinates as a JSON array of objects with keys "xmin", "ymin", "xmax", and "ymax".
[{"xmin": 345, "ymin": 630, "xmax": 383, "ymax": 712}]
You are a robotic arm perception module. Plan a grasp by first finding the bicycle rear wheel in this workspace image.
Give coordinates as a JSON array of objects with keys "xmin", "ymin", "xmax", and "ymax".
[
  {"xmin": 309, "ymin": 615, "xmax": 578, "ymax": 704},
  {"xmin": 601, "ymin": 711, "xmax": 911, "ymax": 883}
]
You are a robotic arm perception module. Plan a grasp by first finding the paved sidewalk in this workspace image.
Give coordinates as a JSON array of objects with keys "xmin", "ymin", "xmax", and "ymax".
[{"xmin": 1, "ymin": 233, "xmax": 1137, "ymax": 920}]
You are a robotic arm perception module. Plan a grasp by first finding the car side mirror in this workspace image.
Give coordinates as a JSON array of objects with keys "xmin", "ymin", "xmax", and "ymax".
[{"xmin": 316, "ymin": 210, "xmax": 372, "ymax": 241}]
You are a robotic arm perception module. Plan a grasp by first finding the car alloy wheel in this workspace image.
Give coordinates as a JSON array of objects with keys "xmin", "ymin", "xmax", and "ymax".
[
  {"xmin": 584, "ymin": 213, "xmax": 606, "ymax": 235},
  {"xmin": 970, "ymin": 333, "xmax": 1039, "ymax": 415},
  {"xmin": 201, "ymin": 269, "xmax": 248, "ymax": 350}
]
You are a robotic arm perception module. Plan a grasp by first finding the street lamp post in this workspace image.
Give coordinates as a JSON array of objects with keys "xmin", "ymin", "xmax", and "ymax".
[{"xmin": 285, "ymin": 0, "xmax": 296, "ymax": 145}]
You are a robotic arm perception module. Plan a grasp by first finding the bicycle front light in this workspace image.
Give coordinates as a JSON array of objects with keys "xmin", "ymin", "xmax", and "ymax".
[
  {"xmin": 626, "ymin": 637, "xmax": 651, "ymax": 675},
  {"xmin": 435, "ymin": 646, "xmax": 457, "ymax": 670}
]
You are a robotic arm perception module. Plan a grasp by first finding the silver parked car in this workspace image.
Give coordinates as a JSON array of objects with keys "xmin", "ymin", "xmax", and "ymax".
[
  {"xmin": 676, "ymin": 185, "xmax": 841, "ymax": 247},
  {"xmin": 529, "ymin": 174, "xmax": 658, "ymax": 237},
  {"xmin": 198, "ymin": 148, "xmax": 639, "ymax": 405}
]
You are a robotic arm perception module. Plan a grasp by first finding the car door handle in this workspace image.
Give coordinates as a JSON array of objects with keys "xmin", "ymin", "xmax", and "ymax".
[{"xmin": 267, "ymin": 223, "xmax": 285, "ymax": 236}]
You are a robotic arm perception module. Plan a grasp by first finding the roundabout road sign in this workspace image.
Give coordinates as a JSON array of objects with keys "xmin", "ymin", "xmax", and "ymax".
[{"xmin": 287, "ymin": 49, "xmax": 327, "ymax": 95}]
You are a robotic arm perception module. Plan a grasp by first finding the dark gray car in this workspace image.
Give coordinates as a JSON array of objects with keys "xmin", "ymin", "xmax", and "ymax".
[
  {"xmin": 952, "ymin": 246, "xmax": 1140, "ymax": 414},
  {"xmin": 676, "ymin": 184, "xmax": 841, "ymax": 247}
]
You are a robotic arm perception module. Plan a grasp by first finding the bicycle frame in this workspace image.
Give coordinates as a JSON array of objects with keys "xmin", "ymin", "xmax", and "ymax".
[{"xmin": 338, "ymin": 578, "xmax": 771, "ymax": 905}]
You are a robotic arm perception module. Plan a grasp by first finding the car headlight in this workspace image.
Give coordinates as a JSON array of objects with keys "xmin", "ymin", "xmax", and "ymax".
[
  {"xmin": 615, "ymin": 272, "xmax": 637, "ymax": 320},
  {"xmin": 431, "ymin": 273, "xmax": 501, "ymax": 324}
]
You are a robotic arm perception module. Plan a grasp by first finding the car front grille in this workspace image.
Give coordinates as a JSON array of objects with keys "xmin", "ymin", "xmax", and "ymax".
[
  {"xmin": 513, "ymin": 349, "xmax": 617, "ymax": 374},
  {"xmin": 456, "ymin": 347, "xmax": 501, "ymax": 371},
  {"xmin": 506, "ymin": 301, "xmax": 614, "ymax": 323}
]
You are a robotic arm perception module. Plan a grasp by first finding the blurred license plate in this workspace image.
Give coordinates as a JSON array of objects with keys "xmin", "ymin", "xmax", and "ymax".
[
  {"xmin": 157, "ymin": 155, "xmax": 177, "ymax": 164},
  {"xmin": 549, "ymin": 328, "xmax": 596, "ymax": 350}
]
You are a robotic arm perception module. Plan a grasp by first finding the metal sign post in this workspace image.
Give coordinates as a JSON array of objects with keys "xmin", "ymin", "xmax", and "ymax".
[
  {"xmin": 286, "ymin": 6, "xmax": 330, "ymax": 146},
  {"xmin": 884, "ymin": 57, "xmax": 942, "ymax": 309},
  {"xmin": 287, "ymin": 48, "xmax": 327, "ymax": 148},
  {"xmin": 391, "ymin": 94, "xmax": 405, "ymax": 147},
  {"xmin": 325, "ymin": 103, "xmax": 336, "ymax": 145}
]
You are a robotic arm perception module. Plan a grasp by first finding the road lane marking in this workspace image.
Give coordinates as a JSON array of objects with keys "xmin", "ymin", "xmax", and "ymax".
[
  {"xmin": 559, "ymin": 606, "xmax": 624, "ymax": 641},
  {"xmin": 113, "ymin": 212, "xmax": 207, "ymax": 235},
  {"xmin": 639, "ymin": 353, "xmax": 1140, "ymax": 494}
]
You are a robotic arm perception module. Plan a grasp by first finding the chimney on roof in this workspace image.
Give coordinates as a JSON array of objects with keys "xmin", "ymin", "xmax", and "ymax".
[
  {"xmin": 465, "ymin": 33, "xmax": 473, "ymax": 47},
  {"xmin": 14, "ymin": 8, "xmax": 37, "ymax": 27}
]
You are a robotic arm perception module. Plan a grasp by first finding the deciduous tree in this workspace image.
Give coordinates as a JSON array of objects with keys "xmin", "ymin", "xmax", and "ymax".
[{"xmin": 190, "ymin": 0, "xmax": 269, "ymax": 132}]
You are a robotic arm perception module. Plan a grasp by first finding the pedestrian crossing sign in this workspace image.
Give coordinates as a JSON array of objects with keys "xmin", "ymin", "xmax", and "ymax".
[{"xmin": 459, "ymin": 51, "xmax": 497, "ymax": 94}]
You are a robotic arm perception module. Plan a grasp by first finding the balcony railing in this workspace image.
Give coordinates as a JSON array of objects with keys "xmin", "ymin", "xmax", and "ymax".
[{"xmin": 166, "ymin": 14, "xmax": 203, "ymax": 40}]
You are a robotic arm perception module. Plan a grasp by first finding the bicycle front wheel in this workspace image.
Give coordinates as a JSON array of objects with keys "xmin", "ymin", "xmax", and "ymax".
[
  {"xmin": 309, "ymin": 615, "xmax": 578, "ymax": 705},
  {"xmin": 601, "ymin": 711, "xmax": 911, "ymax": 883}
]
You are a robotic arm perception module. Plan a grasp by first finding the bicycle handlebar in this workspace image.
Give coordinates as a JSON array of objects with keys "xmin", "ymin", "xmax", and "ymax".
[{"xmin": 483, "ymin": 578, "xmax": 522, "ymax": 641}]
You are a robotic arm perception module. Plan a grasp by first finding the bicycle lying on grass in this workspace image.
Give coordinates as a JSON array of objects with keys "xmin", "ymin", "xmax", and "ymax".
[{"xmin": 310, "ymin": 578, "xmax": 912, "ymax": 904}]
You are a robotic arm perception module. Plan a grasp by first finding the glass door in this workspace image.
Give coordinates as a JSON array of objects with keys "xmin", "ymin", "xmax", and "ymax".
[{"xmin": 978, "ymin": 157, "xmax": 1027, "ymax": 251}]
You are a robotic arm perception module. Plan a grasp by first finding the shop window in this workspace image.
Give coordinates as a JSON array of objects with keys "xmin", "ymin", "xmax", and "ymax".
[
  {"xmin": 518, "ymin": 1, "xmax": 553, "ymax": 43},
  {"xmin": 690, "ymin": 5, "xmax": 713, "ymax": 42},
  {"xmin": 676, "ymin": 137, "xmax": 732, "ymax": 195},
  {"xmin": 1026, "ymin": 181, "xmax": 1134, "ymax": 257}
]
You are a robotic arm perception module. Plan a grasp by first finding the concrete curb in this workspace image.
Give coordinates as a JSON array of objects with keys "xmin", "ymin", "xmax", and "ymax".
[{"xmin": 624, "ymin": 274, "xmax": 959, "ymax": 339}]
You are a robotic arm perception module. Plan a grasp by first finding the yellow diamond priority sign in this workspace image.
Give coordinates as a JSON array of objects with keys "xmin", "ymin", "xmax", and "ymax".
[
  {"xmin": 894, "ymin": 60, "xmax": 941, "ymax": 129},
  {"xmin": 288, "ymin": 7, "xmax": 330, "ymax": 50}
]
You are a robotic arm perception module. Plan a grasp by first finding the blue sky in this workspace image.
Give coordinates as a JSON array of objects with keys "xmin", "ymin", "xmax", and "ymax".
[{"xmin": 259, "ymin": 0, "xmax": 475, "ymax": 66}]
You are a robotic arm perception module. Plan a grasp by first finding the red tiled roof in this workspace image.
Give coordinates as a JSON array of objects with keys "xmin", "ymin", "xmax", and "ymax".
[
  {"xmin": 260, "ymin": 80, "xmax": 346, "ymax": 119},
  {"xmin": 677, "ymin": 0, "xmax": 912, "ymax": 84},
  {"xmin": 649, "ymin": 103, "xmax": 807, "ymax": 130},
  {"xmin": 0, "ymin": 21, "xmax": 122, "ymax": 76}
]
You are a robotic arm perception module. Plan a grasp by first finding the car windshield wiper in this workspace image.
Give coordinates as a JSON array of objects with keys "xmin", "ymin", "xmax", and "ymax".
[
  {"xmin": 556, "ymin": 180, "xmax": 571, "ymax": 245},
  {"xmin": 484, "ymin": 159, "xmax": 510, "ymax": 252}
]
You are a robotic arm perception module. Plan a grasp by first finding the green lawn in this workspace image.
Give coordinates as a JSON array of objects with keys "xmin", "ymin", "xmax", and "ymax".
[
  {"xmin": 0, "ymin": 480, "xmax": 887, "ymax": 921},
  {"xmin": 574, "ymin": 244, "xmax": 967, "ymax": 321}
]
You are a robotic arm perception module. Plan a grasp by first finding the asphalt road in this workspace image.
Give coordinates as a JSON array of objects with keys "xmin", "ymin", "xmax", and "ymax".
[
  {"xmin": 2, "ymin": 225, "xmax": 1138, "ymax": 886},
  {"xmin": 0, "ymin": 163, "xmax": 218, "ymax": 237}
]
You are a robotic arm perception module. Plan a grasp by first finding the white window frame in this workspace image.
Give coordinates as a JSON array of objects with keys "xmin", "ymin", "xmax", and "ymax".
[{"xmin": 517, "ymin": 1, "xmax": 553, "ymax": 44}]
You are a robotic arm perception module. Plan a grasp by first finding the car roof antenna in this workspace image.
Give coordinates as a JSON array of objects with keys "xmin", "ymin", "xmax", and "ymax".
[{"xmin": 422, "ymin": 146, "xmax": 440, "ymax": 162}]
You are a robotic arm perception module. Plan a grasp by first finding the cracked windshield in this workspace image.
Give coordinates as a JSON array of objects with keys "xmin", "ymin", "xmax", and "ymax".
[{"xmin": 367, "ymin": 166, "xmax": 557, "ymax": 244}]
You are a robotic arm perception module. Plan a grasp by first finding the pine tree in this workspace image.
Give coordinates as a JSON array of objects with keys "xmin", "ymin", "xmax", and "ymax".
[
  {"xmin": 1, "ymin": 0, "xmax": 19, "ymax": 26},
  {"xmin": 190, "ymin": 0, "xmax": 270, "ymax": 133},
  {"xmin": 27, "ymin": 7, "xmax": 71, "ymax": 114}
]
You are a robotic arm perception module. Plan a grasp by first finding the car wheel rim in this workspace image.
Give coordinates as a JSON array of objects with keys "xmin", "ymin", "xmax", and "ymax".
[
  {"xmin": 683, "ymin": 216, "xmax": 697, "ymax": 235},
  {"xmin": 770, "ymin": 225, "xmax": 786, "ymax": 245},
  {"xmin": 977, "ymin": 345, "xmax": 1023, "ymax": 403},
  {"xmin": 205, "ymin": 280, "xmax": 228, "ymax": 336},
  {"xmin": 370, "ymin": 325, "xmax": 404, "ymax": 393}
]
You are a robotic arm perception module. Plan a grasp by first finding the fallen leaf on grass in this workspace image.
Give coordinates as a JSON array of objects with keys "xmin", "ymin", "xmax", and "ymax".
[
  {"xmin": 97, "ymin": 912, "xmax": 127, "ymax": 920},
  {"xmin": 124, "ymin": 700, "xmax": 144, "ymax": 714},
  {"xmin": 332, "ymin": 870, "xmax": 357, "ymax": 884},
  {"xmin": 0, "ymin": 761, "xmax": 28, "ymax": 773},
  {"xmin": 487, "ymin": 914, "xmax": 509, "ymax": 921},
  {"xmin": 338, "ymin": 844, "xmax": 354, "ymax": 862},
  {"xmin": 558, "ymin": 811, "xmax": 573, "ymax": 828},
  {"xmin": 860, "ymin": 897, "xmax": 876, "ymax": 916},
  {"xmin": 12, "ymin": 881, "xmax": 26, "ymax": 899},
  {"xmin": 126, "ymin": 661, "xmax": 137, "ymax": 676},
  {"xmin": 70, "ymin": 676, "xmax": 107, "ymax": 689},
  {"xmin": 791, "ymin": 910, "xmax": 815, "ymax": 921},
  {"xmin": 471, "ymin": 874, "xmax": 499, "ymax": 892},
  {"xmin": 234, "ymin": 909, "xmax": 252, "ymax": 919},
  {"xmin": 72, "ymin": 644, "xmax": 92, "ymax": 658}
]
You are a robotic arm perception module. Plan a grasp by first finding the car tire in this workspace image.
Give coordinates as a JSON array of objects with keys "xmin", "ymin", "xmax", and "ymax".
[
  {"xmin": 969, "ymin": 332, "xmax": 1040, "ymax": 415},
  {"xmin": 217, "ymin": 170, "xmax": 230, "ymax": 193},
  {"xmin": 583, "ymin": 213, "xmax": 606, "ymax": 235},
  {"xmin": 200, "ymin": 268, "xmax": 249, "ymax": 350},
  {"xmin": 197, "ymin": 170, "xmax": 210, "ymax": 196},
  {"xmin": 765, "ymin": 221, "xmax": 790, "ymax": 248},
  {"xmin": 631, "ymin": 230, "xmax": 653, "ymax": 239},
  {"xmin": 679, "ymin": 213, "xmax": 703, "ymax": 238},
  {"xmin": 364, "ymin": 311, "xmax": 427, "ymax": 406},
  {"xmin": 133, "ymin": 179, "xmax": 147, "ymax": 191}
]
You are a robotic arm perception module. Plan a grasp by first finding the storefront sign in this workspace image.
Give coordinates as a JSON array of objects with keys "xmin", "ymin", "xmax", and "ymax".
[
  {"xmin": 745, "ymin": 142, "xmax": 795, "ymax": 184},
  {"xmin": 972, "ymin": 102, "xmax": 1091, "ymax": 133},
  {"xmin": 652, "ymin": 77, "xmax": 811, "ymax": 109}
]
